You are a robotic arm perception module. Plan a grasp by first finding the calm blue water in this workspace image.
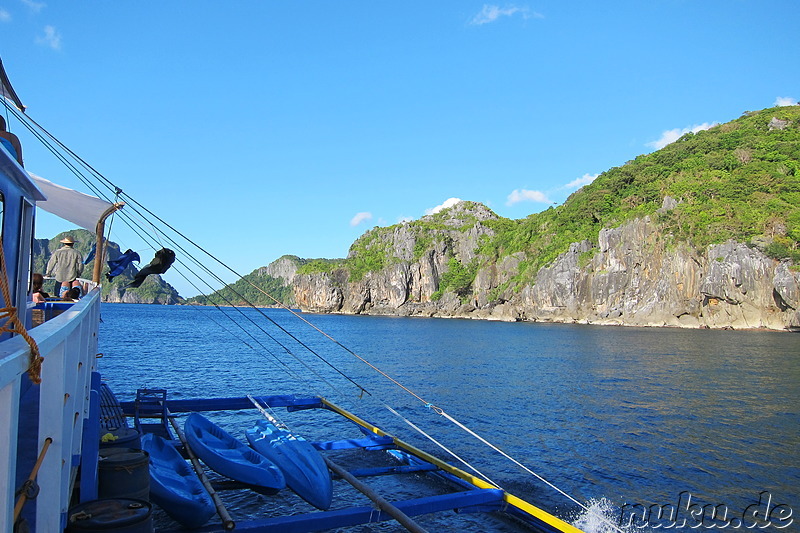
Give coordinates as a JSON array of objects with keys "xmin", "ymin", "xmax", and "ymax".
[{"xmin": 98, "ymin": 304, "xmax": 800, "ymax": 532}]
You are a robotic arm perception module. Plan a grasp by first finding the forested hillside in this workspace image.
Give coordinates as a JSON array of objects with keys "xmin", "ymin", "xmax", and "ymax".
[
  {"xmin": 194, "ymin": 106, "xmax": 800, "ymax": 330},
  {"xmin": 497, "ymin": 107, "xmax": 796, "ymax": 264},
  {"xmin": 285, "ymin": 106, "xmax": 800, "ymax": 288}
]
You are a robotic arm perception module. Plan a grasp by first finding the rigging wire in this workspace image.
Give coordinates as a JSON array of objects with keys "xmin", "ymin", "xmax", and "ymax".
[{"xmin": 9, "ymin": 102, "xmax": 624, "ymax": 531}]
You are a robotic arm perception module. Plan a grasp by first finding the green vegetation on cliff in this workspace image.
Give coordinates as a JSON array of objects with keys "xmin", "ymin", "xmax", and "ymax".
[
  {"xmin": 480, "ymin": 106, "xmax": 800, "ymax": 287},
  {"xmin": 212, "ymin": 106, "xmax": 800, "ymax": 306},
  {"xmin": 190, "ymin": 270, "xmax": 295, "ymax": 307},
  {"xmin": 301, "ymin": 200, "xmax": 492, "ymax": 282},
  {"xmin": 431, "ymin": 257, "xmax": 478, "ymax": 301},
  {"xmin": 293, "ymin": 107, "xmax": 798, "ymax": 297}
]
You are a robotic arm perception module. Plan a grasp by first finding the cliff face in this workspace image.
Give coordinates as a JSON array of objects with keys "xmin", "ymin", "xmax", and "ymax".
[
  {"xmin": 521, "ymin": 217, "xmax": 798, "ymax": 330},
  {"xmin": 294, "ymin": 201, "xmax": 498, "ymax": 314},
  {"xmin": 286, "ymin": 203, "xmax": 799, "ymax": 331},
  {"xmin": 102, "ymin": 278, "xmax": 181, "ymax": 305},
  {"xmin": 261, "ymin": 255, "xmax": 301, "ymax": 284}
]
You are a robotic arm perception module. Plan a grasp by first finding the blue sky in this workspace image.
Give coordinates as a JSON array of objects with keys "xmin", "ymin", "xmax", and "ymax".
[{"xmin": 1, "ymin": 1, "xmax": 798, "ymax": 296}]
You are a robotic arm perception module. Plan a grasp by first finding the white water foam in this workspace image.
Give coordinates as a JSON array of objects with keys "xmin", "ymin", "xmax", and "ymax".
[{"xmin": 571, "ymin": 498, "xmax": 644, "ymax": 533}]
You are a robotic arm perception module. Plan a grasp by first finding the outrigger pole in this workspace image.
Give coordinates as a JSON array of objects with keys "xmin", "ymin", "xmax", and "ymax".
[
  {"xmin": 322, "ymin": 456, "xmax": 429, "ymax": 533},
  {"xmin": 319, "ymin": 397, "xmax": 585, "ymax": 533},
  {"xmin": 167, "ymin": 409, "xmax": 236, "ymax": 531}
]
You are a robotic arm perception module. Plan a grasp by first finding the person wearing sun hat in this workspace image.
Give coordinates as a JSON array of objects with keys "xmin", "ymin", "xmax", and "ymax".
[{"xmin": 45, "ymin": 235, "xmax": 84, "ymax": 298}]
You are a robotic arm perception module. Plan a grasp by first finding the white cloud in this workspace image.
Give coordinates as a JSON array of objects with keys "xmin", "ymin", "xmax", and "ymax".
[
  {"xmin": 397, "ymin": 215, "xmax": 414, "ymax": 224},
  {"xmin": 425, "ymin": 197, "xmax": 462, "ymax": 215},
  {"xmin": 21, "ymin": 0, "xmax": 45, "ymax": 13},
  {"xmin": 350, "ymin": 212, "xmax": 372, "ymax": 227},
  {"xmin": 506, "ymin": 189, "xmax": 550, "ymax": 206},
  {"xmin": 564, "ymin": 173, "xmax": 598, "ymax": 189},
  {"xmin": 0, "ymin": 9, "xmax": 11, "ymax": 22},
  {"xmin": 36, "ymin": 25, "xmax": 61, "ymax": 50},
  {"xmin": 775, "ymin": 96, "xmax": 798, "ymax": 107},
  {"xmin": 469, "ymin": 4, "xmax": 542, "ymax": 25},
  {"xmin": 646, "ymin": 122, "xmax": 717, "ymax": 150}
]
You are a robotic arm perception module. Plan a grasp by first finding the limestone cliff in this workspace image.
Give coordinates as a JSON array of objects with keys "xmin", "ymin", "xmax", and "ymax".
[
  {"xmin": 248, "ymin": 107, "xmax": 800, "ymax": 329},
  {"xmin": 520, "ymin": 217, "xmax": 799, "ymax": 330},
  {"xmin": 282, "ymin": 201, "xmax": 799, "ymax": 331}
]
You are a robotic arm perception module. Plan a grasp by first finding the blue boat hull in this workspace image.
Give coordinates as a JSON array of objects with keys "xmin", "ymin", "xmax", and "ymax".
[
  {"xmin": 246, "ymin": 419, "xmax": 333, "ymax": 510},
  {"xmin": 141, "ymin": 433, "xmax": 215, "ymax": 529},
  {"xmin": 184, "ymin": 412, "xmax": 285, "ymax": 494}
]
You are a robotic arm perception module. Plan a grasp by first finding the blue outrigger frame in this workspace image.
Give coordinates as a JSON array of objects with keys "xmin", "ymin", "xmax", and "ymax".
[{"xmin": 120, "ymin": 393, "xmax": 582, "ymax": 533}]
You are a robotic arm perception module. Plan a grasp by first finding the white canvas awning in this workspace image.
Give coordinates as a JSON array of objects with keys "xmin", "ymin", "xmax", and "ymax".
[{"xmin": 29, "ymin": 173, "xmax": 116, "ymax": 231}]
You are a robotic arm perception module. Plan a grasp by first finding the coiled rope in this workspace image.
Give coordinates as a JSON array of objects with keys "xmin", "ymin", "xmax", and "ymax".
[{"xmin": 0, "ymin": 238, "xmax": 43, "ymax": 384}]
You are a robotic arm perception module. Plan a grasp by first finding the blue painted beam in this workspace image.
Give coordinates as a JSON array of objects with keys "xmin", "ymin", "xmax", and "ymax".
[
  {"xmin": 119, "ymin": 395, "xmax": 323, "ymax": 414},
  {"xmin": 79, "ymin": 372, "xmax": 100, "ymax": 501},
  {"xmin": 312, "ymin": 435, "xmax": 395, "ymax": 451}
]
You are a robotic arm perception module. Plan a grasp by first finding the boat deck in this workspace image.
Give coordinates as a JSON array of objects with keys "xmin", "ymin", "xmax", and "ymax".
[{"xmin": 100, "ymin": 389, "xmax": 579, "ymax": 533}]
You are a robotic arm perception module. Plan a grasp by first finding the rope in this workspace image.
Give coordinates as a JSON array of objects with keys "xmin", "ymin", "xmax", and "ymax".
[
  {"xmin": 247, "ymin": 395, "xmax": 294, "ymax": 434},
  {"xmin": 0, "ymin": 238, "xmax": 43, "ymax": 383},
  {"xmin": 382, "ymin": 404, "xmax": 501, "ymax": 488}
]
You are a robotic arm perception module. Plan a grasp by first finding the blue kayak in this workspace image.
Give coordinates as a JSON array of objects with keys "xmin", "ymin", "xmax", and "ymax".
[
  {"xmin": 140, "ymin": 433, "xmax": 215, "ymax": 529},
  {"xmin": 184, "ymin": 412, "xmax": 285, "ymax": 494},
  {"xmin": 246, "ymin": 419, "xmax": 333, "ymax": 510}
]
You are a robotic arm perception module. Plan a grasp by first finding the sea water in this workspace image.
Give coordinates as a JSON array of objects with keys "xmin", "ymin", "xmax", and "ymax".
[{"xmin": 98, "ymin": 304, "xmax": 800, "ymax": 532}]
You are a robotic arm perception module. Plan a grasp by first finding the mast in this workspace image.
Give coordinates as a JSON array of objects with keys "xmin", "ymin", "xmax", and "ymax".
[
  {"xmin": 92, "ymin": 202, "xmax": 125, "ymax": 284},
  {"xmin": 0, "ymin": 57, "xmax": 26, "ymax": 112}
]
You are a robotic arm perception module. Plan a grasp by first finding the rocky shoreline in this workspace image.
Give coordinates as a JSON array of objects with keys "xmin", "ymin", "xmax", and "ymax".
[{"xmin": 276, "ymin": 206, "xmax": 799, "ymax": 332}]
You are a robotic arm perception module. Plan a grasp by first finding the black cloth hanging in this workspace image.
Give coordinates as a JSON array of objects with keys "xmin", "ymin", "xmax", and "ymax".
[{"xmin": 127, "ymin": 248, "xmax": 175, "ymax": 288}]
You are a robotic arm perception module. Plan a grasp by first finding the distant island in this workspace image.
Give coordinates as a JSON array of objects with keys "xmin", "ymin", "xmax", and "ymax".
[
  {"xmin": 36, "ymin": 106, "xmax": 799, "ymax": 331},
  {"xmin": 193, "ymin": 106, "xmax": 800, "ymax": 331}
]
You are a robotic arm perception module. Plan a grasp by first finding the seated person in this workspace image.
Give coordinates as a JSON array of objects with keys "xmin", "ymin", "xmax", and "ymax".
[
  {"xmin": 31, "ymin": 273, "xmax": 50, "ymax": 303},
  {"xmin": 61, "ymin": 286, "xmax": 81, "ymax": 302},
  {"xmin": 0, "ymin": 116, "xmax": 23, "ymax": 166}
]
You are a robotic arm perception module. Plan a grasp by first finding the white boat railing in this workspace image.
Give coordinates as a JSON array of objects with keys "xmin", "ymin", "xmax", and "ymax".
[{"xmin": 0, "ymin": 289, "xmax": 101, "ymax": 532}]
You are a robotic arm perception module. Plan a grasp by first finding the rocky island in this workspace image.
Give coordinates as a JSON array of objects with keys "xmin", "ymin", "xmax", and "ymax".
[
  {"xmin": 198, "ymin": 106, "xmax": 800, "ymax": 331},
  {"xmin": 36, "ymin": 106, "xmax": 799, "ymax": 331}
]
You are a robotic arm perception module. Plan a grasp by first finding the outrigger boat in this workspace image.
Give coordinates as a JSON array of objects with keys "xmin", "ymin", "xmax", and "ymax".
[{"xmin": 0, "ymin": 57, "xmax": 589, "ymax": 532}]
